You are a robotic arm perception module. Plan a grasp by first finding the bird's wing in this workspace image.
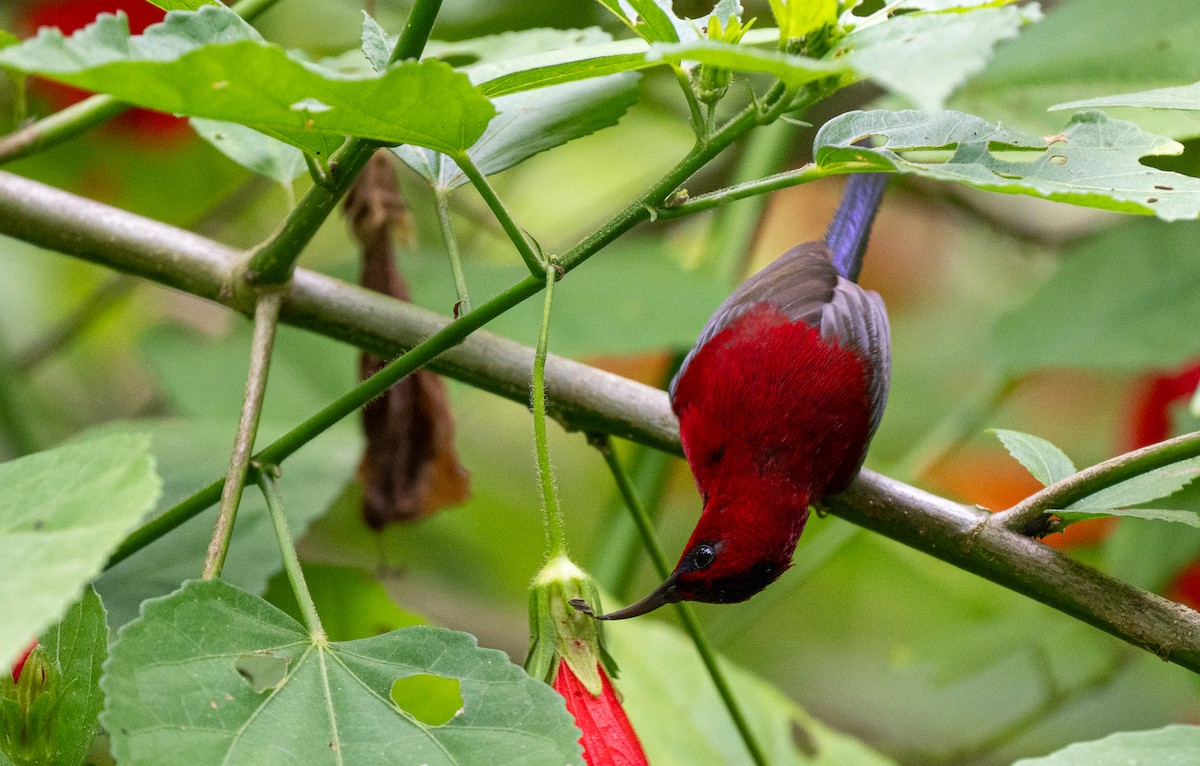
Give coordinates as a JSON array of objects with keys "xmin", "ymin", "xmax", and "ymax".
[
  {"xmin": 819, "ymin": 278, "xmax": 891, "ymax": 440},
  {"xmin": 669, "ymin": 243, "xmax": 836, "ymax": 402}
]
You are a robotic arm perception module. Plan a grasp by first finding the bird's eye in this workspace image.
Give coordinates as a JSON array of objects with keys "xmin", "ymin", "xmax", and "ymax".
[{"xmin": 691, "ymin": 543, "xmax": 717, "ymax": 570}]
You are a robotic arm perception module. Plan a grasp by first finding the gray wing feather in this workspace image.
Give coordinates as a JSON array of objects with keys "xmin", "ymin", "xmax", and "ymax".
[{"xmin": 820, "ymin": 278, "xmax": 891, "ymax": 439}]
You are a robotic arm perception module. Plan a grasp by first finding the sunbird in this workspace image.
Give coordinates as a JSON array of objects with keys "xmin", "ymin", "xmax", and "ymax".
[{"xmin": 595, "ymin": 172, "xmax": 891, "ymax": 619}]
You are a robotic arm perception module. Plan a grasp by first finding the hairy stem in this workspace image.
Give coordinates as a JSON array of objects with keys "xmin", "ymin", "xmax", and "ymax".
[
  {"xmin": 202, "ymin": 289, "xmax": 283, "ymax": 579},
  {"xmin": 453, "ymin": 153, "xmax": 543, "ymax": 276},
  {"xmin": 435, "ymin": 190, "xmax": 471, "ymax": 314},
  {"xmin": 658, "ymin": 161, "xmax": 857, "ymax": 220},
  {"xmin": 591, "ymin": 434, "xmax": 769, "ymax": 766},
  {"xmin": 993, "ymin": 428, "xmax": 1200, "ymax": 533},
  {"xmin": 533, "ymin": 265, "xmax": 565, "ymax": 556},
  {"xmin": 0, "ymin": 0, "xmax": 286, "ymax": 165},
  {"xmin": 258, "ymin": 469, "xmax": 326, "ymax": 640},
  {"xmin": 243, "ymin": 0, "xmax": 444, "ymax": 286}
]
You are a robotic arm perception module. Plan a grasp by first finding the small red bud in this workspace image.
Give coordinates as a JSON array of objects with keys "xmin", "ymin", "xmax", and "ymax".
[
  {"xmin": 553, "ymin": 659, "xmax": 649, "ymax": 766},
  {"xmin": 10, "ymin": 642, "xmax": 36, "ymax": 685}
]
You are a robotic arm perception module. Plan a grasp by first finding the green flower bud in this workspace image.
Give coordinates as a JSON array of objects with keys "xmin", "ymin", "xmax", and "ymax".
[
  {"xmin": 0, "ymin": 645, "xmax": 59, "ymax": 766},
  {"xmin": 524, "ymin": 555, "xmax": 616, "ymax": 696}
]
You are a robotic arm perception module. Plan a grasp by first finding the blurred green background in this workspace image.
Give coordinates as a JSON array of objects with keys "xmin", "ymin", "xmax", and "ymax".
[{"xmin": 3, "ymin": 1, "xmax": 1200, "ymax": 764}]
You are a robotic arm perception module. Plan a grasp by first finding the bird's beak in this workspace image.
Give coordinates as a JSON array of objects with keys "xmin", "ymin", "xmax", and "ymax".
[{"xmin": 592, "ymin": 575, "xmax": 681, "ymax": 620}]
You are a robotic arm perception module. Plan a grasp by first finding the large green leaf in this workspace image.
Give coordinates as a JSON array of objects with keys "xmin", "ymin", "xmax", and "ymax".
[
  {"xmin": 395, "ymin": 28, "xmax": 641, "ymax": 189},
  {"xmin": 991, "ymin": 219, "xmax": 1200, "ymax": 373},
  {"xmin": 0, "ymin": 587, "xmax": 107, "ymax": 766},
  {"xmin": 0, "ymin": 7, "xmax": 494, "ymax": 156},
  {"xmin": 992, "ymin": 429, "xmax": 1076, "ymax": 486},
  {"xmin": 1011, "ymin": 725, "xmax": 1200, "ymax": 765},
  {"xmin": 842, "ymin": 3, "xmax": 1041, "ymax": 110},
  {"xmin": 101, "ymin": 580, "xmax": 583, "ymax": 765},
  {"xmin": 0, "ymin": 433, "xmax": 159, "ymax": 672},
  {"xmin": 951, "ymin": 0, "xmax": 1200, "ymax": 139},
  {"xmin": 816, "ymin": 110, "xmax": 1200, "ymax": 221},
  {"xmin": 605, "ymin": 615, "xmax": 896, "ymax": 765}
]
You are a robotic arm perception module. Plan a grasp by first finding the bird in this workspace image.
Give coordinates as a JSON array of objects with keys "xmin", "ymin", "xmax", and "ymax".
[{"xmin": 592, "ymin": 171, "xmax": 892, "ymax": 619}]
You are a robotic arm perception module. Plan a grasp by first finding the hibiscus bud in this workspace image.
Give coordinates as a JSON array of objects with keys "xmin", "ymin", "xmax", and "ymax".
[{"xmin": 1, "ymin": 643, "xmax": 58, "ymax": 765}]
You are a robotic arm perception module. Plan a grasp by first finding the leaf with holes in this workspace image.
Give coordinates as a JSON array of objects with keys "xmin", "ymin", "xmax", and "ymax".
[
  {"xmin": 992, "ymin": 429, "xmax": 1076, "ymax": 487},
  {"xmin": 101, "ymin": 580, "xmax": 583, "ymax": 765},
  {"xmin": 0, "ymin": 433, "xmax": 159, "ymax": 674},
  {"xmin": 0, "ymin": 6, "xmax": 494, "ymax": 156},
  {"xmin": 815, "ymin": 109, "xmax": 1200, "ymax": 221}
]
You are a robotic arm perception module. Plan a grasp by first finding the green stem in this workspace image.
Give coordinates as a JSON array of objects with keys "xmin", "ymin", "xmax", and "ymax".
[
  {"xmin": 0, "ymin": 0, "xmax": 286, "ymax": 166},
  {"xmin": 106, "ymin": 91, "xmax": 777, "ymax": 566},
  {"xmin": 14, "ymin": 275, "xmax": 136, "ymax": 372},
  {"xmin": 591, "ymin": 433, "xmax": 769, "ymax": 766},
  {"xmin": 533, "ymin": 264, "xmax": 565, "ymax": 556},
  {"xmin": 658, "ymin": 161, "xmax": 854, "ymax": 221},
  {"xmin": 435, "ymin": 190, "xmax": 472, "ymax": 314},
  {"xmin": 242, "ymin": 0, "xmax": 444, "ymax": 286},
  {"xmin": 202, "ymin": 289, "xmax": 284, "ymax": 580},
  {"xmin": 258, "ymin": 468, "xmax": 326, "ymax": 640},
  {"xmin": 674, "ymin": 68, "xmax": 708, "ymax": 140},
  {"xmin": 994, "ymin": 427, "xmax": 1200, "ymax": 533},
  {"xmin": 454, "ymin": 153, "xmax": 543, "ymax": 276},
  {"xmin": 701, "ymin": 119, "xmax": 799, "ymax": 286}
]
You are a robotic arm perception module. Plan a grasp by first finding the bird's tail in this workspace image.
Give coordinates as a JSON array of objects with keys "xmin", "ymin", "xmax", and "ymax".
[{"xmin": 825, "ymin": 172, "xmax": 888, "ymax": 283}]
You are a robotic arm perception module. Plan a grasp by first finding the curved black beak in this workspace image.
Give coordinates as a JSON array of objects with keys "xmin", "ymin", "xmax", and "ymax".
[{"xmin": 592, "ymin": 575, "xmax": 681, "ymax": 620}]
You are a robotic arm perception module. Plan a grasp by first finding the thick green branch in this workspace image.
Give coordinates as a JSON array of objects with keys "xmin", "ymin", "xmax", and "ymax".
[{"xmin": 242, "ymin": 0, "xmax": 444, "ymax": 286}]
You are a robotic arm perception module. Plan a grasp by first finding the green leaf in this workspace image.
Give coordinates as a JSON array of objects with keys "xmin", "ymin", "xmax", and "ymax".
[
  {"xmin": 1054, "ymin": 81, "xmax": 1200, "ymax": 113},
  {"xmin": 0, "ymin": 7, "xmax": 495, "ymax": 156},
  {"xmin": 649, "ymin": 39, "xmax": 846, "ymax": 87},
  {"xmin": 190, "ymin": 118, "xmax": 307, "ymax": 184},
  {"xmin": 0, "ymin": 31, "xmax": 19, "ymax": 50},
  {"xmin": 1069, "ymin": 457, "xmax": 1200, "ymax": 514},
  {"xmin": 815, "ymin": 109, "xmax": 1200, "ymax": 221},
  {"xmin": 1011, "ymin": 725, "xmax": 1200, "ymax": 765},
  {"xmin": 262, "ymin": 562, "xmax": 427, "ymax": 642},
  {"xmin": 0, "ymin": 434, "xmax": 159, "ymax": 672},
  {"xmin": 359, "ymin": 12, "xmax": 391, "ymax": 74},
  {"xmin": 595, "ymin": 0, "xmax": 697, "ymax": 44},
  {"xmin": 991, "ymin": 429, "xmax": 1076, "ymax": 486},
  {"xmin": 951, "ymin": 0, "xmax": 1200, "ymax": 140},
  {"xmin": 605, "ymin": 614, "xmax": 897, "ymax": 765},
  {"xmin": 842, "ymin": 4, "xmax": 1041, "ymax": 110},
  {"xmin": 396, "ymin": 28, "xmax": 641, "ymax": 188},
  {"xmin": 991, "ymin": 219, "xmax": 1200, "ymax": 373},
  {"xmin": 0, "ymin": 587, "xmax": 107, "ymax": 766},
  {"xmin": 1063, "ymin": 508, "xmax": 1200, "ymax": 527},
  {"xmin": 101, "ymin": 580, "xmax": 583, "ymax": 765}
]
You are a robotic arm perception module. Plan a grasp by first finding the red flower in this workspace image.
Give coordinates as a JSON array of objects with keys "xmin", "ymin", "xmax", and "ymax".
[
  {"xmin": 10, "ymin": 641, "xmax": 37, "ymax": 685},
  {"xmin": 554, "ymin": 659, "xmax": 649, "ymax": 766},
  {"xmin": 1125, "ymin": 362, "xmax": 1200, "ymax": 451},
  {"xmin": 15, "ymin": 0, "xmax": 190, "ymax": 141}
]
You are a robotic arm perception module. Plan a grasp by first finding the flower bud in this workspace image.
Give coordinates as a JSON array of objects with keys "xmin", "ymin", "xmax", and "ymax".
[
  {"xmin": 1, "ymin": 643, "xmax": 59, "ymax": 766},
  {"xmin": 693, "ymin": 12, "xmax": 756, "ymax": 106}
]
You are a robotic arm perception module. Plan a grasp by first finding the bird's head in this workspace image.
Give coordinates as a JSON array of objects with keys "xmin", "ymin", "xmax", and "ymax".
[{"xmin": 593, "ymin": 497, "xmax": 805, "ymax": 620}]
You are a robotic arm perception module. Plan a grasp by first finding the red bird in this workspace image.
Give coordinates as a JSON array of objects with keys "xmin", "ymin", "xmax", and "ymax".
[{"xmin": 596, "ymin": 173, "xmax": 891, "ymax": 618}]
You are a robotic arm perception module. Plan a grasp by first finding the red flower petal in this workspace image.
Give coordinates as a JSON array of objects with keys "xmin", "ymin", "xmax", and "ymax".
[
  {"xmin": 11, "ymin": 640, "xmax": 37, "ymax": 684},
  {"xmin": 553, "ymin": 659, "xmax": 649, "ymax": 766}
]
